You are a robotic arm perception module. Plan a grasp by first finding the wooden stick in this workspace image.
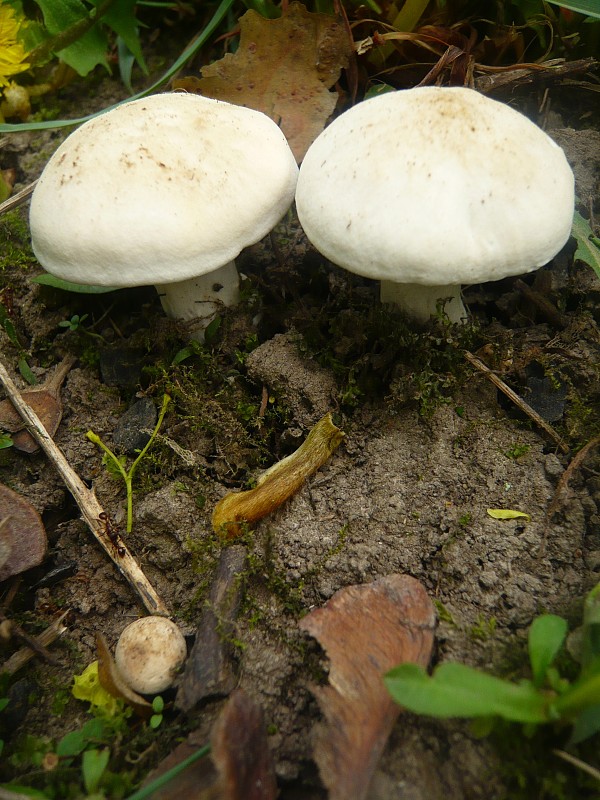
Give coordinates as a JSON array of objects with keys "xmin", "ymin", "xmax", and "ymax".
[
  {"xmin": 1, "ymin": 610, "xmax": 70, "ymax": 675},
  {"xmin": 463, "ymin": 350, "xmax": 570, "ymax": 454},
  {"xmin": 0, "ymin": 360, "xmax": 169, "ymax": 616},
  {"xmin": 0, "ymin": 180, "xmax": 37, "ymax": 215}
]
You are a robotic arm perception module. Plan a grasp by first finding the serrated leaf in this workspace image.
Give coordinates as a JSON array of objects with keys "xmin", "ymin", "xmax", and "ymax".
[
  {"xmin": 487, "ymin": 509, "xmax": 531, "ymax": 521},
  {"xmin": 32, "ymin": 273, "xmax": 120, "ymax": 293},
  {"xmin": 385, "ymin": 662, "xmax": 548, "ymax": 723},
  {"xmin": 528, "ymin": 614, "xmax": 568, "ymax": 687},
  {"xmin": 32, "ymin": 0, "xmax": 109, "ymax": 75},
  {"xmin": 572, "ymin": 210, "xmax": 600, "ymax": 278}
]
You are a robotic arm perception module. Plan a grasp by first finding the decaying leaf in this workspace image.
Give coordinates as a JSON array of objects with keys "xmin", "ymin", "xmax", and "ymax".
[
  {"xmin": 0, "ymin": 483, "xmax": 47, "ymax": 581},
  {"xmin": 96, "ymin": 633, "xmax": 152, "ymax": 717},
  {"xmin": 173, "ymin": 2, "xmax": 352, "ymax": 161},
  {"xmin": 0, "ymin": 354, "xmax": 76, "ymax": 452},
  {"xmin": 211, "ymin": 689, "xmax": 278, "ymax": 800},
  {"xmin": 299, "ymin": 574, "xmax": 435, "ymax": 800},
  {"xmin": 212, "ymin": 413, "xmax": 344, "ymax": 537},
  {"xmin": 487, "ymin": 508, "xmax": 531, "ymax": 521}
]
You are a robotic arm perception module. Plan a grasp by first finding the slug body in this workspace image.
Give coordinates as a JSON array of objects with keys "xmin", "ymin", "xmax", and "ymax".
[{"xmin": 212, "ymin": 413, "xmax": 345, "ymax": 537}]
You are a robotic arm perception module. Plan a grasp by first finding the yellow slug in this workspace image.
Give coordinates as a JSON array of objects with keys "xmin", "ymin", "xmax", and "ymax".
[{"xmin": 212, "ymin": 413, "xmax": 345, "ymax": 537}]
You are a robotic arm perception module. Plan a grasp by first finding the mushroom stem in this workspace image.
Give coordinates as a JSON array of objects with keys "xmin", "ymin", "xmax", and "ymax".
[
  {"xmin": 155, "ymin": 261, "xmax": 240, "ymax": 340},
  {"xmin": 380, "ymin": 280, "xmax": 466, "ymax": 325}
]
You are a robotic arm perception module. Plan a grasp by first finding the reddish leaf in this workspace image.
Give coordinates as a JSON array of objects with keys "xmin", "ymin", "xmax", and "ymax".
[
  {"xmin": 299, "ymin": 574, "xmax": 435, "ymax": 800},
  {"xmin": 173, "ymin": 3, "xmax": 352, "ymax": 161}
]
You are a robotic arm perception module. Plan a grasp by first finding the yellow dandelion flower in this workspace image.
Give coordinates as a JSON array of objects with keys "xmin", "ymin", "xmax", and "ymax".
[{"xmin": 0, "ymin": 5, "xmax": 30, "ymax": 87}]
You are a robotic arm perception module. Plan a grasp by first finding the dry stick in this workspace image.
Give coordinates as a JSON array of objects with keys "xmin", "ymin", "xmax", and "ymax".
[
  {"xmin": 0, "ymin": 361, "xmax": 170, "ymax": 616},
  {"xmin": 1, "ymin": 609, "xmax": 70, "ymax": 675},
  {"xmin": 537, "ymin": 435, "xmax": 600, "ymax": 558},
  {"xmin": 463, "ymin": 350, "xmax": 570, "ymax": 454},
  {"xmin": 0, "ymin": 180, "xmax": 37, "ymax": 216}
]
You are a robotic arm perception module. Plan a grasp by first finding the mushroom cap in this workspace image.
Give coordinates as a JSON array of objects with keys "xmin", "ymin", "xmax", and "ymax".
[
  {"xmin": 115, "ymin": 616, "xmax": 187, "ymax": 695},
  {"xmin": 295, "ymin": 86, "xmax": 574, "ymax": 286},
  {"xmin": 30, "ymin": 93, "xmax": 298, "ymax": 287}
]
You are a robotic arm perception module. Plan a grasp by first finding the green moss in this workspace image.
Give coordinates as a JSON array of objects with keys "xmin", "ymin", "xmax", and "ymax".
[{"xmin": 0, "ymin": 210, "xmax": 34, "ymax": 272}]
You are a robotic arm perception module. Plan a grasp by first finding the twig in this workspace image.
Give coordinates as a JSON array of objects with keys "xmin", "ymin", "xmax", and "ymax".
[
  {"xmin": 0, "ymin": 613, "xmax": 59, "ymax": 666},
  {"xmin": 463, "ymin": 350, "xmax": 570, "ymax": 454},
  {"xmin": 1, "ymin": 610, "xmax": 70, "ymax": 675},
  {"xmin": 553, "ymin": 749, "xmax": 600, "ymax": 782},
  {"xmin": 513, "ymin": 278, "xmax": 569, "ymax": 329},
  {"xmin": 546, "ymin": 435, "xmax": 600, "ymax": 522},
  {"xmin": 0, "ymin": 359, "xmax": 169, "ymax": 616},
  {"xmin": 0, "ymin": 180, "xmax": 37, "ymax": 216}
]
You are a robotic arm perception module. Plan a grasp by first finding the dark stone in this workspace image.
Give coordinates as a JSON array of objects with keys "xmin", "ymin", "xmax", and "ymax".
[{"xmin": 112, "ymin": 396, "xmax": 158, "ymax": 454}]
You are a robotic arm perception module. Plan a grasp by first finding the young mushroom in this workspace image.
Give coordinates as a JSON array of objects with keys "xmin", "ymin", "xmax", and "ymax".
[
  {"xmin": 29, "ymin": 93, "xmax": 299, "ymax": 339},
  {"xmin": 295, "ymin": 86, "xmax": 575, "ymax": 324},
  {"xmin": 115, "ymin": 616, "xmax": 187, "ymax": 695}
]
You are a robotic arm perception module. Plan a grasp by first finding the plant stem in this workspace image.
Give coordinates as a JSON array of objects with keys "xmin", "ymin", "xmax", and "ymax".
[{"xmin": 87, "ymin": 394, "xmax": 170, "ymax": 533}]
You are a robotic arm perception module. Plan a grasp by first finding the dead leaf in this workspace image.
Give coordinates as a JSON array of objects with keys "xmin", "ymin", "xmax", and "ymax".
[
  {"xmin": 0, "ymin": 484, "xmax": 47, "ymax": 581},
  {"xmin": 211, "ymin": 689, "xmax": 278, "ymax": 800},
  {"xmin": 173, "ymin": 2, "xmax": 352, "ymax": 161},
  {"xmin": 299, "ymin": 574, "xmax": 435, "ymax": 800},
  {"xmin": 0, "ymin": 354, "xmax": 76, "ymax": 453},
  {"xmin": 96, "ymin": 633, "xmax": 152, "ymax": 718}
]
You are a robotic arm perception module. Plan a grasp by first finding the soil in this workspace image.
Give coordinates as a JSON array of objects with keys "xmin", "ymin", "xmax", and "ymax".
[{"xmin": 1, "ymin": 52, "xmax": 600, "ymax": 800}]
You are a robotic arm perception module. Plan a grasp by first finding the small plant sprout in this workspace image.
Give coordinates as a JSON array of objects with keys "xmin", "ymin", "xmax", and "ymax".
[
  {"xmin": 86, "ymin": 394, "xmax": 170, "ymax": 533},
  {"xmin": 58, "ymin": 313, "xmax": 88, "ymax": 332},
  {"xmin": 385, "ymin": 581, "xmax": 600, "ymax": 743}
]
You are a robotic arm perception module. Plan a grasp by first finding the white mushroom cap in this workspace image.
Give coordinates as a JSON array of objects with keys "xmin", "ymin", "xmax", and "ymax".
[
  {"xmin": 296, "ymin": 86, "xmax": 574, "ymax": 321},
  {"xmin": 29, "ymin": 93, "xmax": 298, "ymax": 338},
  {"xmin": 115, "ymin": 616, "xmax": 187, "ymax": 695},
  {"xmin": 30, "ymin": 93, "xmax": 298, "ymax": 287}
]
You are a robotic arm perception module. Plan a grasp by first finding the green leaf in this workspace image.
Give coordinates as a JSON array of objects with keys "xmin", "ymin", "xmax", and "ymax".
[
  {"xmin": 56, "ymin": 729, "xmax": 87, "ymax": 757},
  {"xmin": 95, "ymin": 0, "xmax": 148, "ymax": 75},
  {"xmin": 572, "ymin": 210, "xmax": 600, "ymax": 279},
  {"xmin": 32, "ymin": 273, "xmax": 120, "ymax": 293},
  {"xmin": 569, "ymin": 704, "xmax": 600, "ymax": 745},
  {"xmin": 385, "ymin": 662, "xmax": 549, "ymax": 723},
  {"xmin": 18, "ymin": 358, "xmax": 37, "ymax": 386},
  {"xmin": 32, "ymin": 0, "xmax": 109, "ymax": 75},
  {"xmin": 487, "ymin": 509, "xmax": 531, "ymax": 521},
  {"xmin": 0, "ymin": 0, "xmax": 236, "ymax": 133},
  {"xmin": 546, "ymin": 0, "xmax": 600, "ymax": 19},
  {"xmin": 82, "ymin": 747, "xmax": 110, "ymax": 794},
  {"xmin": 528, "ymin": 614, "xmax": 568, "ymax": 687}
]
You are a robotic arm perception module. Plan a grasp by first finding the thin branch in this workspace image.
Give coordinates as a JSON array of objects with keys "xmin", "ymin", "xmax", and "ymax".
[
  {"xmin": 463, "ymin": 350, "xmax": 569, "ymax": 454},
  {"xmin": 0, "ymin": 359, "xmax": 169, "ymax": 616},
  {"xmin": 0, "ymin": 180, "xmax": 36, "ymax": 216},
  {"xmin": 1, "ymin": 610, "xmax": 70, "ymax": 675}
]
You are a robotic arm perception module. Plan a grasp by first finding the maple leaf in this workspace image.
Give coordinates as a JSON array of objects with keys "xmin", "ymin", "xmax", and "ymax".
[{"xmin": 173, "ymin": 2, "xmax": 352, "ymax": 162}]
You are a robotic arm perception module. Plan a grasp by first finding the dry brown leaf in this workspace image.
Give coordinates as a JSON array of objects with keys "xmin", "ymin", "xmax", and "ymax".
[
  {"xmin": 173, "ymin": 2, "xmax": 352, "ymax": 162},
  {"xmin": 0, "ymin": 484, "xmax": 47, "ymax": 581},
  {"xmin": 299, "ymin": 574, "xmax": 435, "ymax": 800},
  {"xmin": 211, "ymin": 689, "xmax": 278, "ymax": 800},
  {"xmin": 0, "ymin": 354, "xmax": 75, "ymax": 453}
]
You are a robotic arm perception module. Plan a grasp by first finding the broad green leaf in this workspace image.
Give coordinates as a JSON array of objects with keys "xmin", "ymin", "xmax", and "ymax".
[
  {"xmin": 0, "ymin": 0, "xmax": 236, "ymax": 133},
  {"xmin": 33, "ymin": 0, "xmax": 109, "ymax": 75},
  {"xmin": 487, "ymin": 509, "xmax": 531, "ymax": 521},
  {"xmin": 572, "ymin": 210, "xmax": 600, "ymax": 279},
  {"xmin": 82, "ymin": 747, "xmax": 109, "ymax": 794},
  {"xmin": 56, "ymin": 728, "xmax": 87, "ymax": 757},
  {"xmin": 385, "ymin": 662, "xmax": 548, "ymax": 723},
  {"xmin": 32, "ymin": 274, "xmax": 120, "ymax": 293},
  {"xmin": 528, "ymin": 614, "xmax": 568, "ymax": 687},
  {"xmin": 547, "ymin": 0, "xmax": 600, "ymax": 19}
]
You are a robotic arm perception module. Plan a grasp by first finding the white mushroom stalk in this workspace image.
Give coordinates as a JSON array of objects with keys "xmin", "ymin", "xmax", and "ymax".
[
  {"xmin": 29, "ymin": 93, "xmax": 298, "ymax": 340},
  {"xmin": 155, "ymin": 261, "xmax": 240, "ymax": 327},
  {"xmin": 296, "ymin": 86, "xmax": 574, "ymax": 325}
]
